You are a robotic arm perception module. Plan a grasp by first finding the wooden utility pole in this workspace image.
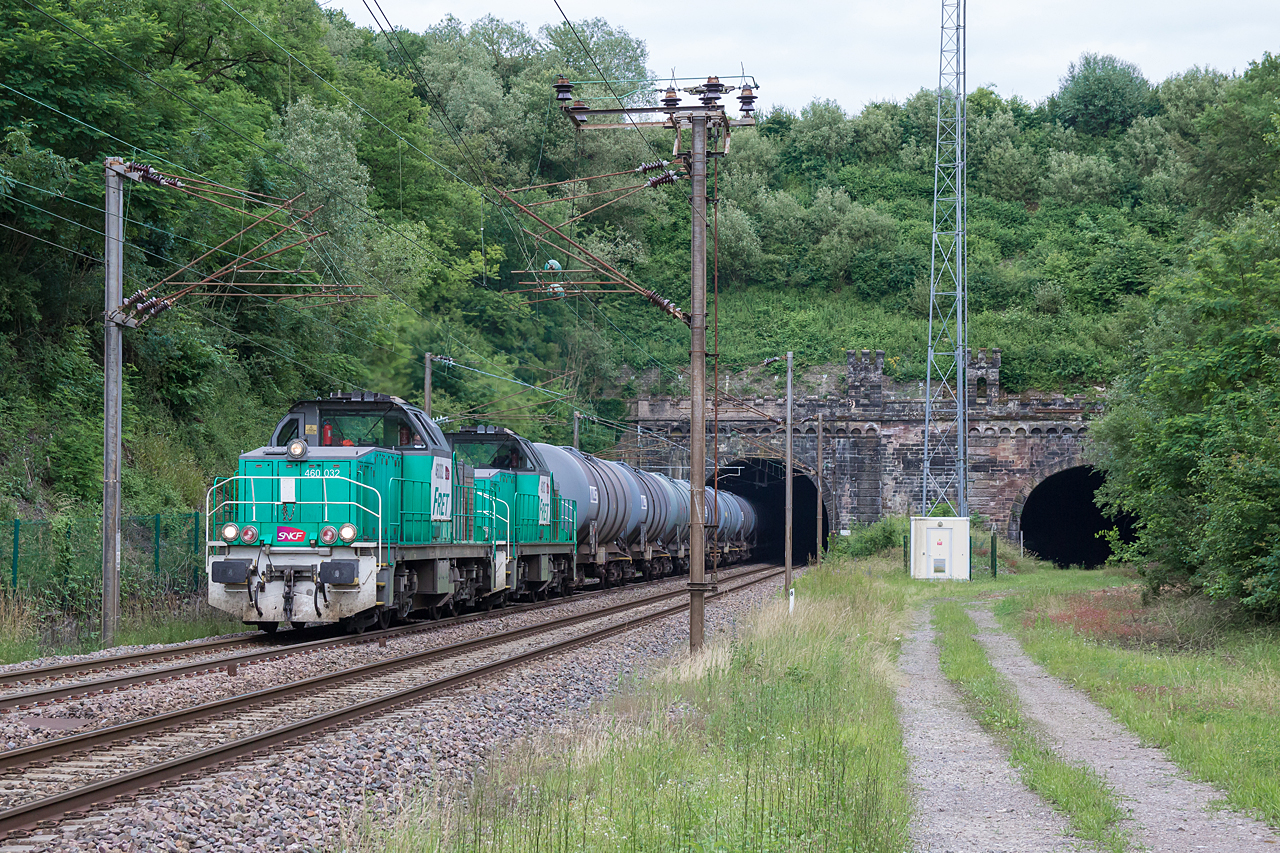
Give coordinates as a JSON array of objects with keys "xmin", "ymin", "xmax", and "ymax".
[
  {"xmin": 423, "ymin": 352, "xmax": 432, "ymax": 418},
  {"xmin": 102, "ymin": 159, "xmax": 125, "ymax": 647},
  {"xmin": 554, "ymin": 75, "xmax": 756, "ymax": 651},
  {"xmin": 688, "ymin": 113, "xmax": 709, "ymax": 650},
  {"xmin": 784, "ymin": 351, "xmax": 793, "ymax": 591},
  {"xmin": 816, "ymin": 412, "xmax": 823, "ymax": 567},
  {"xmin": 573, "ymin": 411, "xmax": 580, "ymax": 449},
  {"xmin": 96, "ymin": 160, "xmax": 346, "ymax": 645}
]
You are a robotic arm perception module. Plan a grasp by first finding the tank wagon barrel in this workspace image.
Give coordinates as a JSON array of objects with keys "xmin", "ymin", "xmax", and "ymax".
[{"xmin": 204, "ymin": 393, "xmax": 759, "ymax": 632}]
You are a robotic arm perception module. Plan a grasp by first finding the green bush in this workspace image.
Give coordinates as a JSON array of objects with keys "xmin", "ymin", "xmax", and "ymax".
[{"xmin": 830, "ymin": 516, "xmax": 909, "ymax": 558}]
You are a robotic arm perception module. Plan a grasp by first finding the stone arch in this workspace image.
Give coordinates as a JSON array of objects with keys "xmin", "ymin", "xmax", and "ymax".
[
  {"xmin": 999, "ymin": 427, "xmax": 1011, "ymax": 435},
  {"xmin": 1015, "ymin": 427, "xmax": 1026, "ymax": 436},
  {"xmin": 1006, "ymin": 445, "xmax": 1088, "ymax": 538},
  {"xmin": 836, "ymin": 428, "xmax": 847, "ymax": 436}
]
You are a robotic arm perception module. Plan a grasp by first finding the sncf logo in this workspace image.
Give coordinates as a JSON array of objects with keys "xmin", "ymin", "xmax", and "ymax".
[{"xmin": 277, "ymin": 526, "xmax": 306, "ymax": 543}]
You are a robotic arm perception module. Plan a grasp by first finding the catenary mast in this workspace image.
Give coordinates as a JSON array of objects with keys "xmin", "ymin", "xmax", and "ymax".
[{"xmin": 923, "ymin": 0, "xmax": 968, "ymax": 517}]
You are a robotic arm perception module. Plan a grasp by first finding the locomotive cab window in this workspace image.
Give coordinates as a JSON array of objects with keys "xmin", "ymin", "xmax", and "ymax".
[
  {"xmin": 315, "ymin": 406, "xmax": 427, "ymax": 448},
  {"xmin": 451, "ymin": 439, "xmax": 534, "ymax": 471},
  {"xmin": 272, "ymin": 416, "xmax": 301, "ymax": 447}
]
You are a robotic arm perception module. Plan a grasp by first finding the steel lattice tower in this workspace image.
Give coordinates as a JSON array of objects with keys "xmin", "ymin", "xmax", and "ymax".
[{"xmin": 923, "ymin": 0, "xmax": 968, "ymax": 517}]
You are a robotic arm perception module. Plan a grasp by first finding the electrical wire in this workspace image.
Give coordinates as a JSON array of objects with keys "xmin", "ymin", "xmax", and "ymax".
[
  {"xmin": 549, "ymin": 0, "xmax": 661, "ymax": 160},
  {"xmin": 10, "ymin": 5, "xmax": 463, "ymax": 274},
  {"xmin": 8, "ymin": 189, "xmax": 600, "ymax": 431},
  {"xmin": 0, "ymin": 221, "xmax": 101, "ymax": 265},
  {"xmin": 9, "ymin": 4, "xmax": 694, "ymax": 450},
  {"xmin": 216, "ymin": 0, "xmax": 474, "ymax": 191},
  {"xmin": 2, "ymin": 76, "xmax": 551, "ymax": 392}
]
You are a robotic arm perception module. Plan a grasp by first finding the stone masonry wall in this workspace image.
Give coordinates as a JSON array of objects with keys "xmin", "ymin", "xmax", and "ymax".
[{"xmin": 630, "ymin": 348, "xmax": 1097, "ymax": 536}]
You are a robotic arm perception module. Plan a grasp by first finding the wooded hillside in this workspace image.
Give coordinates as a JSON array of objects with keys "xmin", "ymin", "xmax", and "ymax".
[{"xmin": 1, "ymin": 3, "xmax": 1278, "ymax": 608}]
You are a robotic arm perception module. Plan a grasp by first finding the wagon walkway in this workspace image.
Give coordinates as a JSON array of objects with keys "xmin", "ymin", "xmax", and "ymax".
[{"xmin": 897, "ymin": 601, "xmax": 1280, "ymax": 853}]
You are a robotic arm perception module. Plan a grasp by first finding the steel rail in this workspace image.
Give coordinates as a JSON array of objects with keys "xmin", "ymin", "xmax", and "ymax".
[
  {"xmin": 0, "ymin": 565, "xmax": 783, "ymax": 839},
  {"xmin": 0, "ymin": 635, "xmax": 273, "ymax": 689},
  {"xmin": 0, "ymin": 563, "xmax": 777, "ymax": 772},
  {"xmin": 0, "ymin": 565, "xmax": 741, "ymax": 704}
]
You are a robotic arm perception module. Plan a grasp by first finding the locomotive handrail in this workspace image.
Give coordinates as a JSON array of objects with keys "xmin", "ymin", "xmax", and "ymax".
[
  {"xmin": 204, "ymin": 475, "xmax": 384, "ymax": 569},
  {"xmin": 388, "ymin": 476, "xmax": 432, "ymax": 545},
  {"xmin": 474, "ymin": 492, "xmax": 511, "ymax": 554}
]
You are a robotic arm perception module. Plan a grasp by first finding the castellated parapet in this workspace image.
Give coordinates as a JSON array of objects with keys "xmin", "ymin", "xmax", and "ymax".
[{"xmin": 631, "ymin": 348, "xmax": 1098, "ymax": 536}]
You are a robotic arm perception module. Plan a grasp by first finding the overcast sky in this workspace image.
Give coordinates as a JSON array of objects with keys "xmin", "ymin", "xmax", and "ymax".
[{"xmin": 331, "ymin": 0, "xmax": 1278, "ymax": 114}]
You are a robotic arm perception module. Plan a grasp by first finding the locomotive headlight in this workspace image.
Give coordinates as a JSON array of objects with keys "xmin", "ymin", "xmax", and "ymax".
[
  {"xmin": 319, "ymin": 525, "xmax": 339, "ymax": 545},
  {"xmin": 286, "ymin": 438, "xmax": 308, "ymax": 460},
  {"xmin": 240, "ymin": 525, "xmax": 259, "ymax": 545},
  {"xmin": 338, "ymin": 522, "xmax": 358, "ymax": 543},
  {"xmin": 220, "ymin": 522, "xmax": 240, "ymax": 543}
]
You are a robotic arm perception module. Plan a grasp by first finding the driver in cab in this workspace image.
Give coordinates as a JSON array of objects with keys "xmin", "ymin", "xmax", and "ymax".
[{"xmin": 492, "ymin": 447, "xmax": 522, "ymax": 469}]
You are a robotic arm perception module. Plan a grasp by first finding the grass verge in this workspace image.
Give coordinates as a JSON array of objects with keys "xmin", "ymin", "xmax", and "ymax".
[
  {"xmin": 0, "ymin": 593, "xmax": 39, "ymax": 663},
  {"xmin": 998, "ymin": 587, "xmax": 1280, "ymax": 825},
  {"xmin": 0, "ymin": 592, "xmax": 246, "ymax": 663},
  {"xmin": 113, "ymin": 594, "xmax": 248, "ymax": 648},
  {"xmin": 345, "ymin": 556, "xmax": 918, "ymax": 852},
  {"xmin": 933, "ymin": 600, "xmax": 1129, "ymax": 852}
]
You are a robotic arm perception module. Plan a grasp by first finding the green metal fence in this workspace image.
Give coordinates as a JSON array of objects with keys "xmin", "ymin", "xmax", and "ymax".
[{"xmin": 1, "ymin": 514, "xmax": 203, "ymax": 614}]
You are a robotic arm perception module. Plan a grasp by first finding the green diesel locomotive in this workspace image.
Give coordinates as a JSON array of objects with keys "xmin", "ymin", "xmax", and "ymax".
[{"xmin": 206, "ymin": 392, "xmax": 758, "ymax": 632}]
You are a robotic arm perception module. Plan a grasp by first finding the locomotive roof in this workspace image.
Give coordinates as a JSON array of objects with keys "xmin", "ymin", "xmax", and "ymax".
[{"xmin": 271, "ymin": 393, "xmax": 450, "ymax": 452}]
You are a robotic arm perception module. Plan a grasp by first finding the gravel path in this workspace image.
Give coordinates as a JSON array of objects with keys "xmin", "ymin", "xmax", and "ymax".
[
  {"xmin": 968, "ymin": 604, "xmax": 1280, "ymax": 853},
  {"xmin": 0, "ymin": 573, "xmax": 783, "ymax": 852},
  {"xmin": 897, "ymin": 604, "xmax": 1082, "ymax": 853}
]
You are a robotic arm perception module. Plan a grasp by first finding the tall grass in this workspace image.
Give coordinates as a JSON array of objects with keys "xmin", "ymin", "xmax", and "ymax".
[
  {"xmin": 1000, "ymin": 588, "xmax": 1280, "ymax": 825},
  {"xmin": 933, "ymin": 601, "xmax": 1129, "ymax": 853},
  {"xmin": 0, "ymin": 592, "xmax": 39, "ymax": 663},
  {"xmin": 344, "ymin": 557, "xmax": 916, "ymax": 852},
  {"xmin": 0, "ymin": 591, "xmax": 245, "ymax": 663},
  {"xmin": 113, "ymin": 594, "xmax": 248, "ymax": 648}
]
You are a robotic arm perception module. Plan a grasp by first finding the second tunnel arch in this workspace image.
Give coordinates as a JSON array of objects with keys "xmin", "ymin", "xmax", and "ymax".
[{"xmin": 1008, "ymin": 457, "xmax": 1135, "ymax": 567}]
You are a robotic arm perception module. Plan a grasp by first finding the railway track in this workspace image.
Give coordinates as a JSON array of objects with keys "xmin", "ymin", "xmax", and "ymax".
[
  {"xmin": 0, "ymin": 563, "xmax": 783, "ymax": 840},
  {"xmin": 0, "ymin": 568, "xmax": 734, "ymax": 711}
]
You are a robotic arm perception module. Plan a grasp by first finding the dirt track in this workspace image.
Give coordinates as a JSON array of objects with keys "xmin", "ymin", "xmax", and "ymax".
[{"xmin": 897, "ymin": 601, "xmax": 1280, "ymax": 852}]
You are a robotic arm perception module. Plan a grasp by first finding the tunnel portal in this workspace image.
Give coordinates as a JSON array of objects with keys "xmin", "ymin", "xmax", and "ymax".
[
  {"xmin": 1019, "ymin": 466, "xmax": 1134, "ymax": 567},
  {"xmin": 711, "ymin": 458, "xmax": 829, "ymax": 566}
]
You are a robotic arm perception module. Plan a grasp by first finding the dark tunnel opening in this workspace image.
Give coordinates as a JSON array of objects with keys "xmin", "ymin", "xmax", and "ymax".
[
  {"xmin": 711, "ymin": 458, "xmax": 830, "ymax": 566},
  {"xmin": 1019, "ymin": 466, "xmax": 1135, "ymax": 567}
]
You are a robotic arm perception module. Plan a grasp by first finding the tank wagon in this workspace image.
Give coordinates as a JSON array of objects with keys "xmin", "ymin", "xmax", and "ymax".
[
  {"xmin": 531, "ymin": 442, "xmax": 756, "ymax": 586},
  {"xmin": 206, "ymin": 392, "xmax": 757, "ymax": 632}
]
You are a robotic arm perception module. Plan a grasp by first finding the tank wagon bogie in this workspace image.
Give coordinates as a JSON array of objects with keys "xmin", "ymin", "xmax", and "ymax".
[{"xmin": 206, "ymin": 392, "xmax": 758, "ymax": 632}]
